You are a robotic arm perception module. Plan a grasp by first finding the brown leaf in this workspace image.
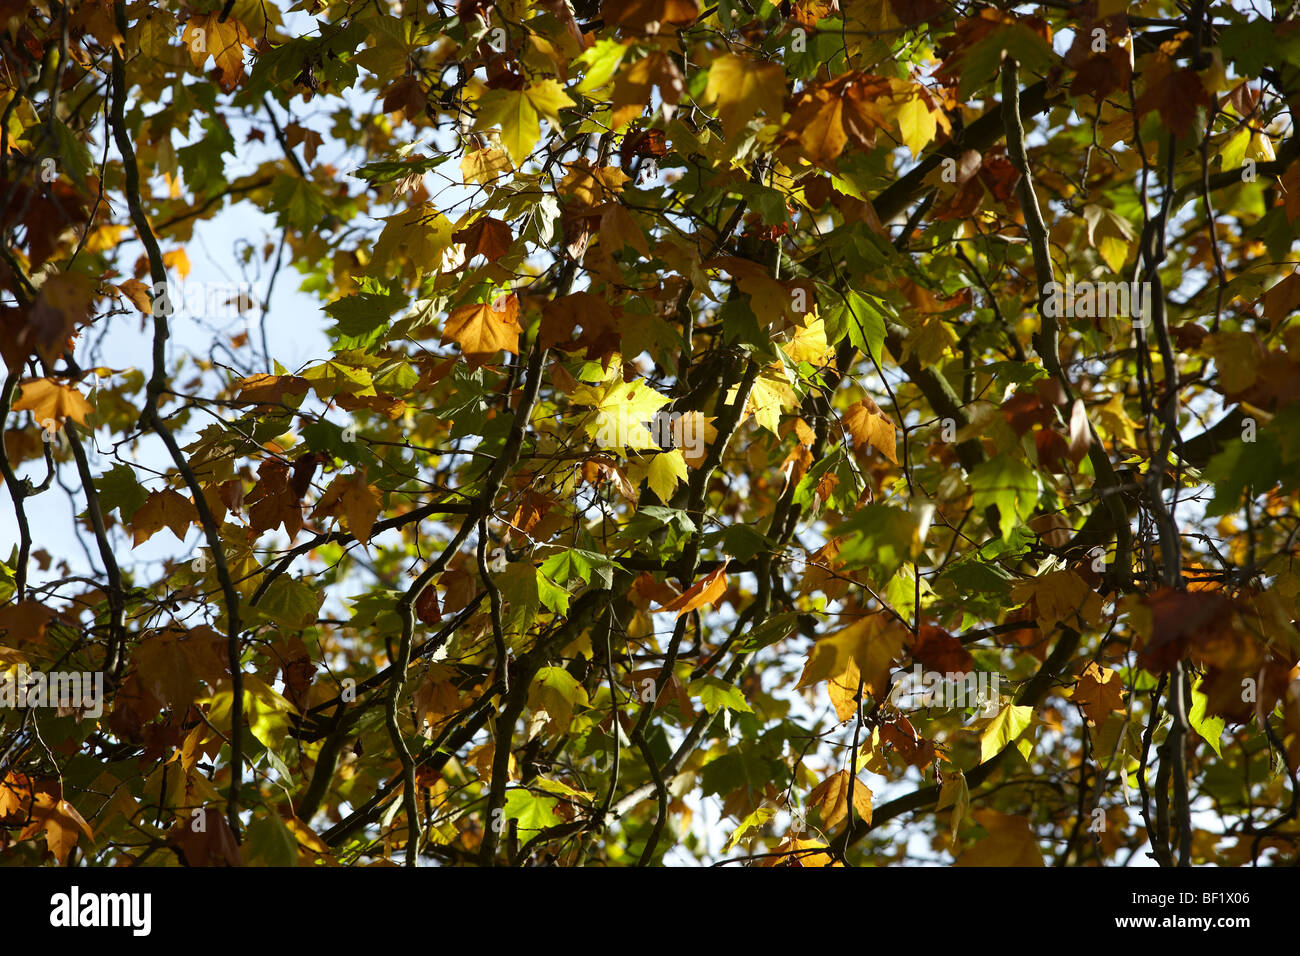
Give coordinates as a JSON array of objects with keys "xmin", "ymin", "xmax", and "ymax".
[
  {"xmin": 911, "ymin": 624, "xmax": 974, "ymax": 674},
  {"xmin": 453, "ymin": 216, "xmax": 514, "ymax": 262}
]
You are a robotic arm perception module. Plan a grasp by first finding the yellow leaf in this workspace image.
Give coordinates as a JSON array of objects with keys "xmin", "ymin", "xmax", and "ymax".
[
  {"xmin": 372, "ymin": 204, "xmax": 455, "ymax": 275},
  {"xmin": 703, "ymin": 54, "xmax": 786, "ymax": 139},
  {"xmin": 12, "ymin": 378, "xmax": 93, "ymax": 427},
  {"xmin": 475, "ymin": 80, "xmax": 575, "ymax": 165},
  {"xmin": 978, "ymin": 702, "xmax": 1034, "ymax": 764},
  {"xmin": 827, "ymin": 656, "xmax": 861, "ymax": 722},
  {"xmin": 807, "ymin": 769, "xmax": 873, "ymax": 830},
  {"xmin": 893, "ymin": 92, "xmax": 938, "ymax": 158},
  {"xmin": 1009, "ymin": 569, "xmax": 1103, "ymax": 634},
  {"xmin": 461, "ymin": 145, "xmax": 513, "ymax": 184},
  {"xmin": 936, "ymin": 770, "xmax": 970, "ymax": 849},
  {"xmin": 782, "ymin": 315, "xmax": 834, "ymax": 366},
  {"xmin": 162, "ymin": 247, "xmax": 191, "ymax": 279},
  {"xmin": 954, "ymin": 809, "xmax": 1045, "ymax": 866},
  {"xmin": 645, "ymin": 449, "xmax": 687, "ymax": 501},
  {"xmin": 1082, "ymin": 204, "xmax": 1136, "ymax": 274},
  {"xmin": 797, "ymin": 614, "xmax": 907, "ymax": 701},
  {"xmin": 735, "ymin": 364, "xmax": 796, "ymax": 436}
]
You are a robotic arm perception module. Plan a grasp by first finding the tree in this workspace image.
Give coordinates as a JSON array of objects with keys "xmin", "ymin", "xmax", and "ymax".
[{"xmin": 0, "ymin": 0, "xmax": 1298, "ymax": 868}]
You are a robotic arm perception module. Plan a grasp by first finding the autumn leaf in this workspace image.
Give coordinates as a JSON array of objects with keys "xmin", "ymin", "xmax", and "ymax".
[
  {"xmin": 453, "ymin": 217, "xmax": 514, "ymax": 263},
  {"xmin": 703, "ymin": 54, "xmax": 786, "ymax": 139},
  {"xmin": 797, "ymin": 614, "xmax": 908, "ymax": 701},
  {"xmin": 979, "ymin": 702, "xmax": 1034, "ymax": 764},
  {"xmin": 131, "ymin": 489, "xmax": 197, "ymax": 547},
  {"xmin": 807, "ymin": 770, "xmax": 873, "ymax": 830},
  {"xmin": 841, "ymin": 397, "xmax": 898, "ymax": 464},
  {"xmin": 954, "ymin": 809, "xmax": 1045, "ymax": 866},
  {"xmin": 18, "ymin": 787, "xmax": 94, "ymax": 865},
  {"xmin": 474, "ymin": 80, "xmax": 575, "ymax": 166},
  {"xmin": 311, "ymin": 469, "xmax": 383, "ymax": 544},
  {"xmin": 1070, "ymin": 661, "xmax": 1125, "ymax": 726},
  {"xmin": 440, "ymin": 294, "xmax": 524, "ymax": 366},
  {"xmin": 182, "ymin": 13, "xmax": 256, "ymax": 91},
  {"xmin": 656, "ymin": 562, "xmax": 729, "ymax": 618},
  {"xmin": 12, "ymin": 378, "xmax": 93, "ymax": 428}
]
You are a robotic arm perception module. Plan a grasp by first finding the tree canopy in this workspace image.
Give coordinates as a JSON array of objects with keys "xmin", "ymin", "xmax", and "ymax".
[{"xmin": 2, "ymin": 0, "xmax": 1300, "ymax": 867}]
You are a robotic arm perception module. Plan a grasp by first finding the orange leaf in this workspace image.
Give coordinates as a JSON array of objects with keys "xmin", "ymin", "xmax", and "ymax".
[
  {"xmin": 441, "ymin": 294, "xmax": 523, "ymax": 366},
  {"xmin": 841, "ymin": 397, "xmax": 897, "ymax": 463},
  {"xmin": 657, "ymin": 562, "xmax": 729, "ymax": 618},
  {"xmin": 12, "ymin": 378, "xmax": 93, "ymax": 428}
]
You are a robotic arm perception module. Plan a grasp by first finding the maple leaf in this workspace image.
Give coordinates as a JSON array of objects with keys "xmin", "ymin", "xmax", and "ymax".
[
  {"xmin": 797, "ymin": 614, "xmax": 908, "ymax": 700},
  {"xmin": 656, "ymin": 562, "xmax": 729, "ymax": 618},
  {"xmin": 571, "ymin": 366, "xmax": 671, "ymax": 451},
  {"xmin": 474, "ymin": 80, "xmax": 575, "ymax": 165},
  {"xmin": 1070, "ymin": 661, "xmax": 1125, "ymax": 726},
  {"xmin": 841, "ymin": 397, "xmax": 897, "ymax": 464},
  {"xmin": 1010, "ymin": 569, "xmax": 1103, "ymax": 635},
  {"xmin": 979, "ymin": 702, "xmax": 1034, "ymax": 764},
  {"xmin": 601, "ymin": 0, "xmax": 699, "ymax": 34},
  {"xmin": 452, "ymin": 216, "xmax": 515, "ymax": 262},
  {"xmin": 461, "ymin": 145, "xmax": 513, "ymax": 184},
  {"xmin": 440, "ymin": 294, "xmax": 524, "ymax": 366},
  {"xmin": 703, "ymin": 54, "xmax": 786, "ymax": 139},
  {"xmin": 311, "ymin": 469, "xmax": 383, "ymax": 544},
  {"xmin": 1136, "ymin": 67, "xmax": 1211, "ymax": 139},
  {"xmin": 371, "ymin": 204, "xmax": 455, "ymax": 275},
  {"xmin": 18, "ymin": 788, "xmax": 94, "ymax": 864},
  {"xmin": 131, "ymin": 489, "xmax": 197, "ymax": 547},
  {"xmin": 12, "ymin": 378, "xmax": 93, "ymax": 428},
  {"xmin": 807, "ymin": 770, "xmax": 873, "ymax": 830},
  {"xmin": 644, "ymin": 449, "xmax": 688, "ymax": 500},
  {"xmin": 954, "ymin": 809, "xmax": 1045, "ymax": 866},
  {"xmin": 182, "ymin": 13, "xmax": 256, "ymax": 91},
  {"xmin": 911, "ymin": 624, "xmax": 974, "ymax": 674}
]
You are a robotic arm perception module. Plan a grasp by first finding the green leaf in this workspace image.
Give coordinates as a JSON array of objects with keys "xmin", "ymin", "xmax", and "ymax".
[
  {"xmin": 687, "ymin": 676, "xmax": 753, "ymax": 715},
  {"xmin": 979, "ymin": 703, "xmax": 1034, "ymax": 764},
  {"xmin": 244, "ymin": 813, "xmax": 298, "ymax": 866},
  {"xmin": 502, "ymin": 788, "xmax": 562, "ymax": 831},
  {"xmin": 256, "ymin": 576, "xmax": 323, "ymax": 629},
  {"xmin": 969, "ymin": 455, "xmax": 1039, "ymax": 540},
  {"xmin": 528, "ymin": 666, "xmax": 589, "ymax": 730},
  {"xmin": 96, "ymin": 463, "xmax": 148, "ymax": 523},
  {"xmin": 270, "ymin": 175, "xmax": 328, "ymax": 232},
  {"xmin": 324, "ymin": 290, "xmax": 409, "ymax": 351},
  {"xmin": 1188, "ymin": 679, "xmax": 1225, "ymax": 757},
  {"xmin": 539, "ymin": 549, "xmax": 614, "ymax": 589}
]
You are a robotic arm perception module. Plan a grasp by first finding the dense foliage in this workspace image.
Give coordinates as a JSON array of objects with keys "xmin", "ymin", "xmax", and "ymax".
[{"xmin": 2, "ymin": 0, "xmax": 1299, "ymax": 867}]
